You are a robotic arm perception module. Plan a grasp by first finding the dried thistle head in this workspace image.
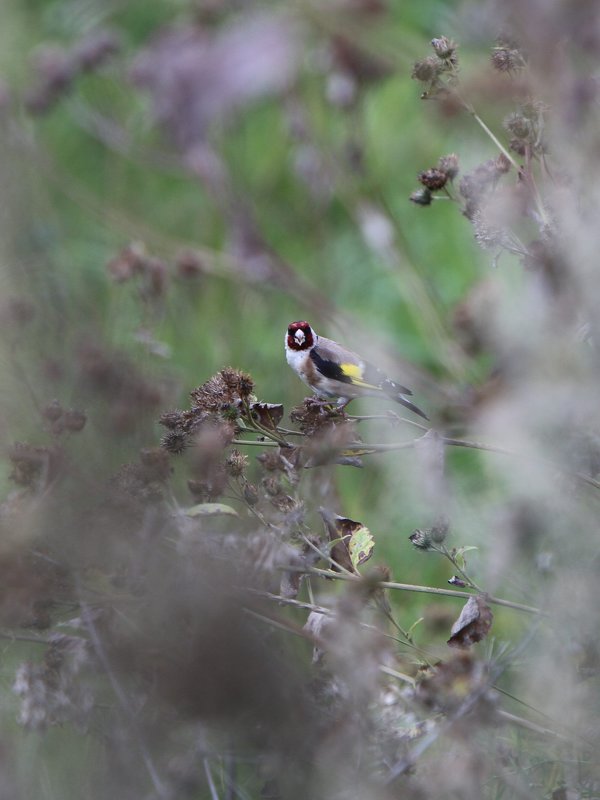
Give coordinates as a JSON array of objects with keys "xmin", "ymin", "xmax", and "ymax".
[
  {"xmin": 225, "ymin": 449, "xmax": 248, "ymax": 478},
  {"xmin": 290, "ymin": 398, "xmax": 346, "ymax": 435},
  {"xmin": 418, "ymin": 167, "xmax": 448, "ymax": 191},
  {"xmin": 409, "ymin": 528, "xmax": 434, "ymax": 550},
  {"xmin": 63, "ymin": 409, "xmax": 87, "ymax": 433},
  {"xmin": 491, "ymin": 35, "xmax": 526, "ymax": 73},
  {"xmin": 459, "ymin": 155, "xmax": 512, "ymax": 220},
  {"xmin": 431, "ymin": 36, "xmax": 457, "ymax": 62},
  {"xmin": 411, "ymin": 55, "xmax": 443, "ymax": 84},
  {"xmin": 436, "ymin": 155, "xmax": 458, "ymax": 183},
  {"xmin": 191, "ymin": 368, "xmax": 254, "ymax": 413}
]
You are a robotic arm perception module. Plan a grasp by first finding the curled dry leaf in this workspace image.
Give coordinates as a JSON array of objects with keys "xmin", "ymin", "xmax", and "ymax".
[
  {"xmin": 319, "ymin": 508, "xmax": 374, "ymax": 573},
  {"xmin": 250, "ymin": 402, "xmax": 284, "ymax": 430},
  {"xmin": 447, "ymin": 594, "xmax": 493, "ymax": 649}
]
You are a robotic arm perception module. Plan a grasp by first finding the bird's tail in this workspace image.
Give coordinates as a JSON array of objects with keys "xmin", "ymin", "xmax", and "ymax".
[{"xmin": 381, "ymin": 379, "xmax": 429, "ymax": 420}]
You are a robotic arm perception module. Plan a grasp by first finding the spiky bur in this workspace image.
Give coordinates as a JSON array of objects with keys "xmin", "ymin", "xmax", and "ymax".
[
  {"xmin": 159, "ymin": 368, "xmax": 254, "ymax": 455},
  {"xmin": 491, "ymin": 35, "xmax": 527, "ymax": 74},
  {"xmin": 411, "ymin": 154, "xmax": 460, "ymax": 204},
  {"xmin": 411, "ymin": 36, "xmax": 459, "ymax": 99}
]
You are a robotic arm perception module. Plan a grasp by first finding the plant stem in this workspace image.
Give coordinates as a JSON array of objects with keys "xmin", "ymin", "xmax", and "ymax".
[{"xmin": 282, "ymin": 565, "xmax": 542, "ymax": 615}]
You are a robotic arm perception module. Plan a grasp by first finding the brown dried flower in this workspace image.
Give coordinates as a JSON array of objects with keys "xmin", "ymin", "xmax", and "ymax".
[
  {"xmin": 438, "ymin": 153, "xmax": 459, "ymax": 180},
  {"xmin": 418, "ymin": 167, "xmax": 448, "ymax": 191},
  {"xmin": 411, "ymin": 55, "xmax": 442, "ymax": 84},
  {"xmin": 225, "ymin": 449, "xmax": 248, "ymax": 477},
  {"xmin": 431, "ymin": 36, "xmax": 457, "ymax": 61}
]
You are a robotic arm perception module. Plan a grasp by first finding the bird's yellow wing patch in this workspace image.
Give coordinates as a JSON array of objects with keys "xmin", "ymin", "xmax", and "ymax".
[{"xmin": 339, "ymin": 362, "xmax": 379, "ymax": 390}]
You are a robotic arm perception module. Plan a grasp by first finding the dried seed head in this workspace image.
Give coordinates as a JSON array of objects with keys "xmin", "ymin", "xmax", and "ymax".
[
  {"xmin": 411, "ymin": 56, "xmax": 442, "ymax": 83},
  {"xmin": 63, "ymin": 409, "xmax": 87, "ymax": 433},
  {"xmin": 257, "ymin": 450, "xmax": 283, "ymax": 471},
  {"xmin": 225, "ymin": 449, "xmax": 248, "ymax": 478},
  {"xmin": 418, "ymin": 167, "xmax": 448, "ymax": 191},
  {"xmin": 494, "ymin": 153, "xmax": 512, "ymax": 174},
  {"xmin": 504, "ymin": 111, "xmax": 532, "ymax": 140},
  {"xmin": 243, "ymin": 483, "xmax": 259, "ymax": 506},
  {"xmin": 159, "ymin": 410, "xmax": 184, "ymax": 430},
  {"xmin": 409, "ymin": 528, "xmax": 434, "ymax": 550},
  {"xmin": 491, "ymin": 37, "xmax": 526, "ymax": 73},
  {"xmin": 430, "ymin": 518, "xmax": 449, "ymax": 543},
  {"xmin": 438, "ymin": 153, "xmax": 459, "ymax": 180},
  {"xmin": 161, "ymin": 430, "xmax": 188, "ymax": 454},
  {"xmin": 139, "ymin": 447, "xmax": 172, "ymax": 482},
  {"xmin": 509, "ymin": 138, "xmax": 527, "ymax": 156},
  {"xmin": 431, "ymin": 36, "xmax": 457, "ymax": 60},
  {"xmin": 191, "ymin": 368, "xmax": 255, "ymax": 412},
  {"xmin": 409, "ymin": 187, "xmax": 432, "ymax": 206},
  {"xmin": 262, "ymin": 476, "xmax": 282, "ymax": 497},
  {"xmin": 42, "ymin": 400, "xmax": 63, "ymax": 423}
]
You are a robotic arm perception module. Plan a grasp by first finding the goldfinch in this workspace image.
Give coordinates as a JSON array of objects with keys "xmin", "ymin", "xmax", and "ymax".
[{"xmin": 285, "ymin": 321, "xmax": 428, "ymax": 419}]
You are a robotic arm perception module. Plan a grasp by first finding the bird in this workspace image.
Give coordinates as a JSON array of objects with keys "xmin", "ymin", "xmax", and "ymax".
[{"xmin": 285, "ymin": 320, "xmax": 428, "ymax": 419}]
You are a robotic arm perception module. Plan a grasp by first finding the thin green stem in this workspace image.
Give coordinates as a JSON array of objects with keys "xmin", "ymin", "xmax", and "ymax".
[
  {"xmin": 232, "ymin": 438, "xmax": 280, "ymax": 448},
  {"xmin": 437, "ymin": 544, "xmax": 484, "ymax": 593},
  {"xmin": 282, "ymin": 566, "xmax": 542, "ymax": 615}
]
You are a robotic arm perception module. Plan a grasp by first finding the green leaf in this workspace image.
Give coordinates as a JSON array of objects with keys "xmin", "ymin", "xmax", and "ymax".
[
  {"xmin": 348, "ymin": 524, "xmax": 374, "ymax": 570},
  {"xmin": 319, "ymin": 508, "xmax": 374, "ymax": 573},
  {"xmin": 454, "ymin": 545, "xmax": 478, "ymax": 569},
  {"xmin": 185, "ymin": 503, "xmax": 239, "ymax": 518},
  {"xmin": 407, "ymin": 617, "xmax": 424, "ymax": 638}
]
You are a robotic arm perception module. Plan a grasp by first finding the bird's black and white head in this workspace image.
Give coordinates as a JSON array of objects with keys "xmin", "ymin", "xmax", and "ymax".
[{"xmin": 286, "ymin": 321, "xmax": 315, "ymax": 352}]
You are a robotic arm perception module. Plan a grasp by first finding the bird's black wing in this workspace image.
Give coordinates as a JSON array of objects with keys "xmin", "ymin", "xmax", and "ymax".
[{"xmin": 309, "ymin": 347, "xmax": 353, "ymax": 384}]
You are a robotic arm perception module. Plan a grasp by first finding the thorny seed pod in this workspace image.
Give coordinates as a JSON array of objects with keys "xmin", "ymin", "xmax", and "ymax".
[
  {"xmin": 262, "ymin": 477, "xmax": 282, "ymax": 497},
  {"xmin": 418, "ymin": 168, "xmax": 448, "ymax": 191},
  {"xmin": 504, "ymin": 111, "xmax": 532, "ymax": 140},
  {"xmin": 225, "ymin": 449, "xmax": 248, "ymax": 478},
  {"xmin": 430, "ymin": 518, "xmax": 449, "ymax": 543},
  {"xmin": 63, "ymin": 409, "xmax": 87, "ymax": 433},
  {"xmin": 491, "ymin": 37, "xmax": 526, "ymax": 73},
  {"xmin": 139, "ymin": 447, "xmax": 172, "ymax": 482},
  {"xmin": 438, "ymin": 153, "xmax": 459, "ymax": 180},
  {"xmin": 159, "ymin": 411, "xmax": 183, "ymax": 430},
  {"xmin": 161, "ymin": 430, "xmax": 188, "ymax": 454},
  {"xmin": 411, "ymin": 56, "xmax": 442, "ymax": 83},
  {"xmin": 509, "ymin": 138, "xmax": 527, "ymax": 156},
  {"xmin": 431, "ymin": 36, "xmax": 457, "ymax": 60},
  {"xmin": 409, "ymin": 528, "xmax": 434, "ymax": 550},
  {"xmin": 494, "ymin": 153, "xmax": 512, "ymax": 175}
]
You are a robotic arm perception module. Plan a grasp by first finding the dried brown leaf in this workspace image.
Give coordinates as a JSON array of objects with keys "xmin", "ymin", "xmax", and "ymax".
[{"xmin": 447, "ymin": 595, "xmax": 493, "ymax": 649}]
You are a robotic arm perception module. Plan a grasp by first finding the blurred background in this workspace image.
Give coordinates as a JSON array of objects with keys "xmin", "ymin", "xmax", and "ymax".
[{"xmin": 1, "ymin": 0, "xmax": 599, "ymax": 798}]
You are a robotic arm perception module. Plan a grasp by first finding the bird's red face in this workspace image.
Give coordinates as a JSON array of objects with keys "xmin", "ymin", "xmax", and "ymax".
[{"xmin": 286, "ymin": 321, "xmax": 314, "ymax": 351}]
